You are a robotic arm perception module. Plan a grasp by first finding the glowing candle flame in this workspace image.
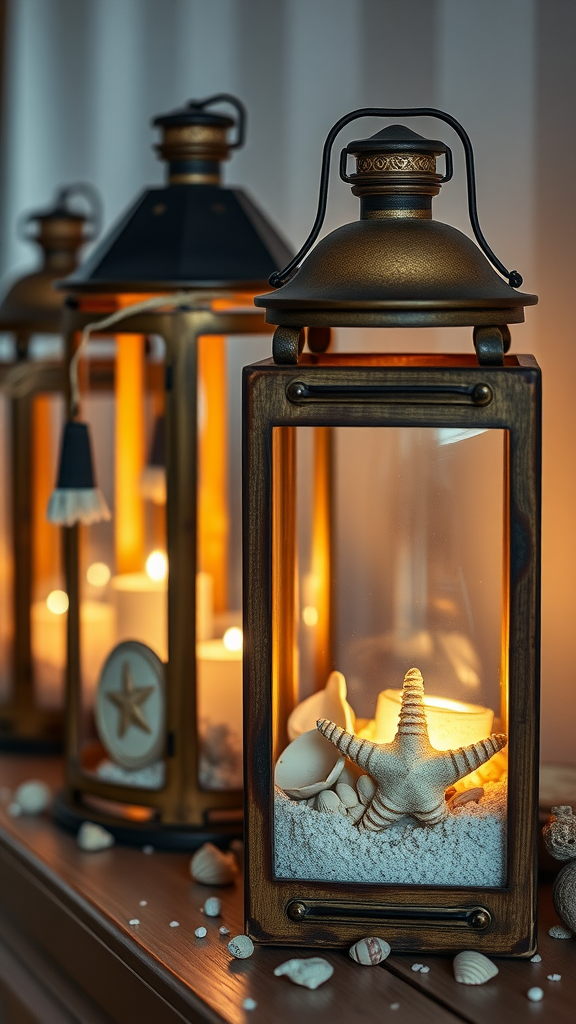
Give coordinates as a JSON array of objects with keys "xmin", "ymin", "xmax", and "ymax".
[
  {"xmin": 86, "ymin": 562, "xmax": 111, "ymax": 587},
  {"xmin": 146, "ymin": 550, "xmax": 168, "ymax": 582},
  {"xmin": 46, "ymin": 590, "xmax": 69, "ymax": 615},
  {"xmin": 302, "ymin": 606, "xmax": 319, "ymax": 627},
  {"xmin": 223, "ymin": 627, "xmax": 243, "ymax": 652}
]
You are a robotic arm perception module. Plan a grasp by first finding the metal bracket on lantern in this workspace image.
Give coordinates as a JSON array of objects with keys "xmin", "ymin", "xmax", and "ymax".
[{"xmin": 473, "ymin": 325, "xmax": 511, "ymax": 366}]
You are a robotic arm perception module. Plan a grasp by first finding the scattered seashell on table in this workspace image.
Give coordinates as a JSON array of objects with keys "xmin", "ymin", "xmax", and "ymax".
[
  {"xmin": 13, "ymin": 780, "xmax": 52, "ymax": 814},
  {"xmin": 349, "ymin": 937, "xmax": 391, "ymax": 965},
  {"xmin": 453, "ymin": 950, "xmax": 499, "ymax": 985},
  {"xmin": 548, "ymin": 924, "xmax": 573, "ymax": 939},
  {"xmin": 228, "ymin": 934, "xmax": 254, "ymax": 959},
  {"xmin": 77, "ymin": 821, "xmax": 115, "ymax": 852},
  {"xmin": 190, "ymin": 842, "xmax": 238, "ymax": 886},
  {"xmin": 527, "ymin": 987, "xmax": 544, "ymax": 1002},
  {"xmin": 203, "ymin": 897, "xmax": 221, "ymax": 917},
  {"xmin": 273, "ymin": 957, "xmax": 334, "ymax": 990}
]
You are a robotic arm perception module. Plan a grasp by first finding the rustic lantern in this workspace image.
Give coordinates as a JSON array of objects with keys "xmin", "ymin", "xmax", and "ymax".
[
  {"xmin": 244, "ymin": 107, "xmax": 540, "ymax": 954},
  {"xmin": 52, "ymin": 95, "xmax": 295, "ymax": 847},
  {"xmin": 0, "ymin": 186, "xmax": 98, "ymax": 749}
]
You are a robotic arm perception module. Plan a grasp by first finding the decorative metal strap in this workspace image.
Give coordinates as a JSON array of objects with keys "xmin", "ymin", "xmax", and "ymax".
[{"xmin": 269, "ymin": 107, "xmax": 522, "ymax": 290}]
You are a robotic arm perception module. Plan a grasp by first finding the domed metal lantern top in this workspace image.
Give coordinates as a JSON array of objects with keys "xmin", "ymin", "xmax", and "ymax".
[
  {"xmin": 0, "ymin": 184, "xmax": 99, "ymax": 336},
  {"xmin": 61, "ymin": 94, "xmax": 292, "ymax": 294},
  {"xmin": 255, "ymin": 107, "xmax": 537, "ymax": 337}
]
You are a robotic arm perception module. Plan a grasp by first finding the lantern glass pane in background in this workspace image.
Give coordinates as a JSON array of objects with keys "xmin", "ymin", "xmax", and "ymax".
[
  {"xmin": 0, "ymin": 188, "xmax": 96, "ymax": 748},
  {"xmin": 279, "ymin": 422, "xmax": 507, "ymax": 887}
]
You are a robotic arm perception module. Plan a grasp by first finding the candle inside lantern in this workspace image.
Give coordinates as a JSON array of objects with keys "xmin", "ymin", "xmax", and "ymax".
[
  {"xmin": 374, "ymin": 688, "xmax": 494, "ymax": 750},
  {"xmin": 32, "ymin": 592, "xmax": 115, "ymax": 707},
  {"xmin": 197, "ymin": 626, "xmax": 243, "ymax": 790}
]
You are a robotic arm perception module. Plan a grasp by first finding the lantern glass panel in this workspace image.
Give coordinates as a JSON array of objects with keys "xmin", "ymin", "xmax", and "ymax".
[
  {"xmin": 76, "ymin": 340, "xmax": 167, "ymax": 785},
  {"xmin": 274, "ymin": 423, "xmax": 508, "ymax": 889}
]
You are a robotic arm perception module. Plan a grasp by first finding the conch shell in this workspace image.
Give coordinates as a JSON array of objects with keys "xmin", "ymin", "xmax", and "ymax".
[
  {"xmin": 287, "ymin": 671, "xmax": 355, "ymax": 741},
  {"xmin": 275, "ymin": 728, "xmax": 345, "ymax": 799}
]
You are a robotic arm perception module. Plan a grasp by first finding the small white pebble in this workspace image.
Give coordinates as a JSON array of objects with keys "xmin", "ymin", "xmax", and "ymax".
[
  {"xmin": 411, "ymin": 962, "xmax": 424, "ymax": 972},
  {"xmin": 547, "ymin": 974, "xmax": 561, "ymax": 982},
  {"xmin": 390, "ymin": 1004, "xmax": 400, "ymax": 1011},
  {"xmin": 8, "ymin": 803, "xmax": 22, "ymax": 817},
  {"xmin": 243, "ymin": 998, "xmax": 257, "ymax": 1011},
  {"xmin": 527, "ymin": 987, "xmax": 544, "ymax": 1002},
  {"xmin": 169, "ymin": 920, "xmax": 180, "ymax": 928},
  {"xmin": 219, "ymin": 925, "xmax": 230, "ymax": 935},
  {"xmin": 129, "ymin": 919, "xmax": 140, "ymax": 926},
  {"xmin": 228, "ymin": 934, "xmax": 254, "ymax": 959},
  {"xmin": 195, "ymin": 926, "xmax": 207, "ymax": 938},
  {"xmin": 420, "ymin": 965, "xmax": 430, "ymax": 973},
  {"xmin": 549, "ymin": 924, "xmax": 572, "ymax": 939},
  {"xmin": 142, "ymin": 845, "xmax": 154, "ymax": 854},
  {"xmin": 204, "ymin": 897, "xmax": 221, "ymax": 917},
  {"xmin": 530, "ymin": 953, "xmax": 542, "ymax": 963},
  {"xmin": 139, "ymin": 900, "xmax": 147, "ymax": 907}
]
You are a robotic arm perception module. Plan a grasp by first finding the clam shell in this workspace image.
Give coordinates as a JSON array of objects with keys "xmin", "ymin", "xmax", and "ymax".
[
  {"xmin": 453, "ymin": 950, "xmax": 499, "ymax": 985},
  {"xmin": 315, "ymin": 789, "xmax": 343, "ymax": 814},
  {"xmin": 14, "ymin": 780, "xmax": 51, "ymax": 814},
  {"xmin": 450, "ymin": 787, "xmax": 484, "ymax": 807},
  {"xmin": 190, "ymin": 843, "xmax": 239, "ymax": 886},
  {"xmin": 274, "ymin": 957, "xmax": 334, "ymax": 990},
  {"xmin": 287, "ymin": 671, "xmax": 355, "ymax": 741},
  {"xmin": 228, "ymin": 934, "xmax": 254, "ymax": 959},
  {"xmin": 349, "ymin": 937, "xmax": 391, "ymax": 966},
  {"xmin": 336, "ymin": 783, "xmax": 360, "ymax": 809},
  {"xmin": 77, "ymin": 822, "xmax": 115, "ymax": 852},
  {"xmin": 275, "ymin": 729, "xmax": 345, "ymax": 799},
  {"xmin": 356, "ymin": 774, "xmax": 377, "ymax": 806}
]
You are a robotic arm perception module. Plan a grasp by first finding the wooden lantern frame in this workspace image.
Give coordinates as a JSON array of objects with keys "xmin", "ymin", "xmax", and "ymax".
[
  {"xmin": 243, "ymin": 350, "xmax": 541, "ymax": 954},
  {"xmin": 53, "ymin": 301, "xmax": 275, "ymax": 848}
]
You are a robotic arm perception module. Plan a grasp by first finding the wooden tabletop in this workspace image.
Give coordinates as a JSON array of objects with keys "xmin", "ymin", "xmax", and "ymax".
[{"xmin": 0, "ymin": 755, "xmax": 573, "ymax": 1023}]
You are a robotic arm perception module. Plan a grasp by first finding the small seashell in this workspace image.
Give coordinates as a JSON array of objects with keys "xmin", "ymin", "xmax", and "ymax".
[
  {"xmin": 139, "ymin": 900, "xmax": 147, "ymax": 907},
  {"xmin": 549, "ymin": 924, "xmax": 573, "ymax": 939},
  {"xmin": 203, "ymin": 897, "xmax": 221, "ymax": 917},
  {"xmin": 219, "ymin": 925, "xmax": 230, "ymax": 935},
  {"xmin": 547, "ymin": 974, "xmax": 561, "ymax": 981},
  {"xmin": 315, "ymin": 789, "xmax": 342, "ymax": 814},
  {"xmin": 275, "ymin": 729, "xmax": 345, "ymax": 799},
  {"xmin": 190, "ymin": 842, "xmax": 238, "ymax": 886},
  {"xmin": 243, "ymin": 998, "xmax": 257, "ymax": 1011},
  {"xmin": 530, "ymin": 953, "xmax": 542, "ymax": 962},
  {"xmin": 287, "ymin": 671, "xmax": 355, "ymax": 741},
  {"xmin": 349, "ymin": 937, "xmax": 390, "ymax": 966},
  {"xmin": 274, "ymin": 957, "xmax": 334, "ymax": 990},
  {"xmin": 412, "ymin": 963, "xmax": 424, "ymax": 972},
  {"xmin": 228, "ymin": 934, "xmax": 254, "ymax": 959},
  {"xmin": 527, "ymin": 987, "xmax": 544, "ymax": 1002},
  {"xmin": 453, "ymin": 950, "xmax": 499, "ymax": 985},
  {"xmin": 336, "ymin": 783, "xmax": 361, "ymax": 809},
  {"xmin": 77, "ymin": 822, "xmax": 115, "ymax": 852},
  {"xmin": 450, "ymin": 787, "xmax": 484, "ymax": 807},
  {"xmin": 347, "ymin": 802, "xmax": 365, "ymax": 824},
  {"xmin": 356, "ymin": 774, "xmax": 377, "ymax": 806},
  {"xmin": 420, "ymin": 965, "xmax": 430, "ymax": 973},
  {"xmin": 195, "ymin": 926, "xmax": 207, "ymax": 938},
  {"xmin": 129, "ymin": 919, "xmax": 139, "ymax": 926},
  {"xmin": 14, "ymin": 780, "xmax": 51, "ymax": 814}
]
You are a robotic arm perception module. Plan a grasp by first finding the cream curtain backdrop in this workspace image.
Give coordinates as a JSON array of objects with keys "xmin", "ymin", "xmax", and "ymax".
[{"xmin": 0, "ymin": 0, "xmax": 574, "ymax": 762}]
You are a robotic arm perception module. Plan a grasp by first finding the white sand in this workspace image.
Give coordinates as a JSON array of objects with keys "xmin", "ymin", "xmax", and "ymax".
[
  {"xmin": 96, "ymin": 759, "xmax": 165, "ymax": 789},
  {"xmin": 274, "ymin": 776, "xmax": 507, "ymax": 887}
]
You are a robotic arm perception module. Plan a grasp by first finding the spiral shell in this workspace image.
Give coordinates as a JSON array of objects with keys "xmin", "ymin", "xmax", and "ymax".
[
  {"xmin": 190, "ymin": 843, "xmax": 238, "ymax": 886},
  {"xmin": 453, "ymin": 950, "xmax": 499, "ymax": 985},
  {"xmin": 349, "ymin": 937, "xmax": 391, "ymax": 966}
]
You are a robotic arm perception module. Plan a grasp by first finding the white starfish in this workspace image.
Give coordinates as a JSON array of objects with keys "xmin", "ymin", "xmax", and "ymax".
[{"xmin": 317, "ymin": 667, "xmax": 507, "ymax": 830}]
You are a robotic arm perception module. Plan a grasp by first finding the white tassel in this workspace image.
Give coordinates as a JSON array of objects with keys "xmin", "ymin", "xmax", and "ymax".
[
  {"xmin": 138, "ymin": 465, "xmax": 166, "ymax": 505},
  {"xmin": 47, "ymin": 488, "xmax": 111, "ymax": 527}
]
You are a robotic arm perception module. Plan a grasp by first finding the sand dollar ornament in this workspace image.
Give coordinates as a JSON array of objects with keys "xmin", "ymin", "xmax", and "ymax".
[{"xmin": 95, "ymin": 641, "xmax": 165, "ymax": 770}]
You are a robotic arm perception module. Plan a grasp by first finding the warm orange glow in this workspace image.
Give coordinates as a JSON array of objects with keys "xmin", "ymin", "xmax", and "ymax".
[
  {"xmin": 86, "ymin": 562, "xmax": 111, "ymax": 587},
  {"xmin": 46, "ymin": 590, "xmax": 69, "ymax": 615},
  {"xmin": 373, "ymin": 688, "xmax": 494, "ymax": 751},
  {"xmin": 145, "ymin": 549, "xmax": 168, "ymax": 582},
  {"xmin": 198, "ymin": 335, "xmax": 229, "ymax": 612},
  {"xmin": 223, "ymin": 626, "xmax": 243, "ymax": 652},
  {"xmin": 311, "ymin": 427, "xmax": 333, "ymax": 688},
  {"xmin": 115, "ymin": 332, "xmax": 145, "ymax": 573},
  {"xmin": 302, "ymin": 605, "xmax": 319, "ymax": 627},
  {"xmin": 32, "ymin": 396, "xmax": 60, "ymax": 589}
]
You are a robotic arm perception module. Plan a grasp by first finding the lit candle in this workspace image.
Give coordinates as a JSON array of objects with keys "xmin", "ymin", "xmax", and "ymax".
[
  {"xmin": 374, "ymin": 688, "xmax": 494, "ymax": 750},
  {"xmin": 111, "ymin": 572, "xmax": 168, "ymax": 662},
  {"xmin": 197, "ymin": 627, "xmax": 243, "ymax": 790},
  {"xmin": 32, "ymin": 592, "xmax": 115, "ymax": 707}
]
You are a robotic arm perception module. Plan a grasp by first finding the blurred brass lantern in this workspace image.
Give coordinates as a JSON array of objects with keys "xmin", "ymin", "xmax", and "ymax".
[
  {"xmin": 52, "ymin": 95, "xmax": 295, "ymax": 847},
  {"xmin": 243, "ymin": 107, "xmax": 540, "ymax": 954},
  {"xmin": 0, "ymin": 187, "xmax": 98, "ymax": 750}
]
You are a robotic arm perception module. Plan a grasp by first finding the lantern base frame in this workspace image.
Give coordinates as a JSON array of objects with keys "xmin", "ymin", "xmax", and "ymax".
[{"xmin": 52, "ymin": 789, "xmax": 242, "ymax": 851}]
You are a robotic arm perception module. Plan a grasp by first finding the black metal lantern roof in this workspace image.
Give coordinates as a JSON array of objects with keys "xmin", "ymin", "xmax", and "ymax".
[
  {"xmin": 60, "ymin": 95, "xmax": 292, "ymax": 295},
  {"xmin": 255, "ymin": 109, "xmax": 537, "ymax": 329},
  {"xmin": 0, "ymin": 184, "xmax": 98, "ymax": 331}
]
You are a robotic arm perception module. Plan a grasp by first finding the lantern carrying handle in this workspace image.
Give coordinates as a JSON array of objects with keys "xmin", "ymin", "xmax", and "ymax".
[
  {"xmin": 269, "ymin": 107, "xmax": 523, "ymax": 290},
  {"xmin": 186, "ymin": 93, "xmax": 246, "ymax": 150},
  {"xmin": 18, "ymin": 182, "xmax": 103, "ymax": 242}
]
